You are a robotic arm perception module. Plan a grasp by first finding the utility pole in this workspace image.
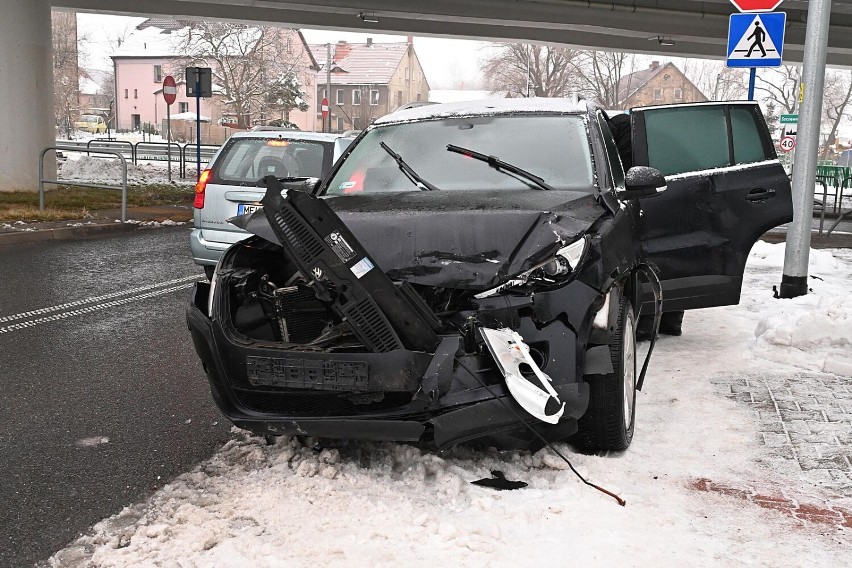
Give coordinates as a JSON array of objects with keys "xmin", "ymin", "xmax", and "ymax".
[
  {"xmin": 780, "ymin": 0, "xmax": 832, "ymax": 299},
  {"xmin": 326, "ymin": 43, "xmax": 332, "ymax": 133},
  {"xmin": 526, "ymin": 44, "xmax": 531, "ymax": 97}
]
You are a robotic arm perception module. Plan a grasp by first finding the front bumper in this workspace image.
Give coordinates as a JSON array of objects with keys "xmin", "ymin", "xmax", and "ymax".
[{"xmin": 187, "ymin": 282, "xmax": 590, "ymax": 449}]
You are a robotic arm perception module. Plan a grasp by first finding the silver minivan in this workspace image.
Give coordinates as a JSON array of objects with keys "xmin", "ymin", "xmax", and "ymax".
[{"xmin": 190, "ymin": 129, "xmax": 354, "ymax": 277}]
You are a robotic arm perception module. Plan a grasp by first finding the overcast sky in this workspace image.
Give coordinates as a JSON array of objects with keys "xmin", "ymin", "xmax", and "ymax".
[{"xmin": 76, "ymin": 14, "xmax": 490, "ymax": 90}]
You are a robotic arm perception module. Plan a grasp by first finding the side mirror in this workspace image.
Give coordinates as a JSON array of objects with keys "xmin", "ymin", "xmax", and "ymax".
[{"xmin": 618, "ymin": 166, "xmax": 667, "ymax": 199}]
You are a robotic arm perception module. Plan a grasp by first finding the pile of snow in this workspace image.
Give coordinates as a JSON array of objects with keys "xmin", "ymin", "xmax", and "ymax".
[
  {"xmin": 48, "ymin": 242, "xmax": 852, "ymax": 567},
  {"xmin": 744, "ymin": 242, "xmax": 852, "ymax": 375},
  {"xmin": 120, "ymin": 219, "xmax": 186, "ymax": 227},
  {"xmin": 58, "ymin": 156, "xmax": 195, "ymax": 186}
]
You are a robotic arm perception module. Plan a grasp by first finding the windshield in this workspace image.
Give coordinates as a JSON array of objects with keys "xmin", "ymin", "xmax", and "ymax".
[
  {"xmin": 215, "ymin": 138, "xmax": 333, "ymax": 185},
  {"xmin": 325, "ymin": 115, "xmax": 594, "ymax": 195}
]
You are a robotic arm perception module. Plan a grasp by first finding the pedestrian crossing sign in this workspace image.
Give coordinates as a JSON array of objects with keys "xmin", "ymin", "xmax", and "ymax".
[{"xmin": 727, "ymin": 12, "xmax": 786, "ymax": 68}]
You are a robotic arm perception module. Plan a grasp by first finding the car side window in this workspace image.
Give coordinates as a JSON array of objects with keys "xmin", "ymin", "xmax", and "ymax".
[
  {"xmin": 645, "ymin": 106, "xmax": 729, "ymax": 176},
  {"xmin": 730, "ymin": 107, "xmax": 772, "ymax": 164}
]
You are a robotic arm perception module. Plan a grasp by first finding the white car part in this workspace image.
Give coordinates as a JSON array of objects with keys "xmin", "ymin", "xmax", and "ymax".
[
  {"xmin": 592, "ymin": 289, "xmax": 611, "ymax": 329},
  {"xmin": 480, "ymin": 327, "xmax": 565, "ymax": 424}
]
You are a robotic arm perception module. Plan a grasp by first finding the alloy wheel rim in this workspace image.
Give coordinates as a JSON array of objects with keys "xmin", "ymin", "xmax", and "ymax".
[{"xmin": 623, "ymin": 312, "xmax": 636, "ymax": 428}]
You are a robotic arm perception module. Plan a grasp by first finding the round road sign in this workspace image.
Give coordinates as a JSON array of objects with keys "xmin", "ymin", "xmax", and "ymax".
[
  {"xmin": 163, "ymin": 75, "xmax": 177, "ymax": 105},
  {"xmin": 729, "ymin": 0, "xmax": 784, "ymax": 12},
  {"xmin": 779, "ymin": 136, "xmax": 796, "ymax": 153},
  {"xmin": 321, "ymin": 97, "xmax": 329, "ymax": 118}
]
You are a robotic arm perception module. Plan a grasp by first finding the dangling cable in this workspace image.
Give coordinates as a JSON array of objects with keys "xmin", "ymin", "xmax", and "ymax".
[{"xmin": 453, "ymin": 356, "xmax": 626, "ymax": 506}]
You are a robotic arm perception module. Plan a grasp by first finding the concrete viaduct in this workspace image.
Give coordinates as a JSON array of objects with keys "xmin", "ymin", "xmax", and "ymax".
[{"xmin": 3, "ymin": 0, "xmax": 852, "ymax": 191}]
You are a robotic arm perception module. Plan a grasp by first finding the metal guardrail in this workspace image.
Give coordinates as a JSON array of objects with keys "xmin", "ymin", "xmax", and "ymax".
[
  {"xmin": 87, "ymin": 139, "xmax": 135, "ymax": 164},
  {"xmin": 55, "ymin": 139, "xmax": 219, "ymax": 179},
  {"xmin": 180, "ymin": 144, "xmax": 219, "ymax": 179},
  {"xmin": 40, "ymin": 145, "xmax": 128, "ymax": 222},
  {"xmin": 814, "ymin": 178, "xmax": 828, "ymax": 236}
]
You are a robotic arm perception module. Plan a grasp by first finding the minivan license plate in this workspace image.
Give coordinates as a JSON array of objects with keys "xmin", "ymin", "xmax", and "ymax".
[{"xmin": 237, "ymin": 203, "xmax": 262, "ymax": 216}]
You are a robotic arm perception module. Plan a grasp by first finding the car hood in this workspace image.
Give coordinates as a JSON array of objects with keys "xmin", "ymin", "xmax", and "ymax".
[{"xmin": 236, "ymin": 189, "xmax": 605, "ymax": 289}]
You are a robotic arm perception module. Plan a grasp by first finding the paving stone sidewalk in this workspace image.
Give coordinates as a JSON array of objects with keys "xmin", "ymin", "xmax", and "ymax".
[
  {"xmin": 713, "ymin": 372, "xmax": 852, "ymax": 497},
  {"xmin": 696, "ymin": 372, "xmax": 852, "ymax": 533}
]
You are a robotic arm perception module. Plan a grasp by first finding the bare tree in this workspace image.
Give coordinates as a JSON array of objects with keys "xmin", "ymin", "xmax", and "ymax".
[
  {"xmin": 677, "ymin": 59, "xmax": 747, "ymax": 101},
  {"xmin": 571, "ymin": 51, "xmax": 636, "ymax": 108},
  {"xmin": 176, "ymin": 23, "xmax": 310, "ymax": 127},
  {"xmin": 755, "ymin": 65, "xmax": 801, "ymax": 114},
  {"xmin": 336, "ymin": 85, "xmax": 380, "ymax": 131},
  {"xmin": 819, "ymin": 70, "xmax": 852, "ymax": 159},
  {"xmin": 52, "ymin": 11, "xmax": 80, "ymax": 138},
  {"xmin": 482, "ymin": 43, "xmax": 581, "ymax": 98}
]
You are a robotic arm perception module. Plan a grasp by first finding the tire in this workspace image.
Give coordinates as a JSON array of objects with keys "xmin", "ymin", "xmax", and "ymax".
[
  {"xmin": 203, "ymin": 265, "xmax": 215, "ymax": 280},
  {"xmin": 574, "ymin": 296, "xmax": 637, "ymax": 451}
]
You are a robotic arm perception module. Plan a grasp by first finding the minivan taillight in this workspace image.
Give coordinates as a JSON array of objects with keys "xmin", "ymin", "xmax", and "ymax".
[{"xmin": 194, "ymin": 169, "xmax": 211, "ymax": 209}]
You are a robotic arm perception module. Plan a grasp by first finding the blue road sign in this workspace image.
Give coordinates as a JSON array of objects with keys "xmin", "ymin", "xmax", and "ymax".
[{"xmin": 727, "ymin": 12, "xmax": 786, "ymax": 68}]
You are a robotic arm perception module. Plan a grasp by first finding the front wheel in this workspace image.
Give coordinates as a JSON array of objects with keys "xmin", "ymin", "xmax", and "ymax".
[{"xmin": 574, "ymin": 296, "xmax": 637, "ymax": 451}]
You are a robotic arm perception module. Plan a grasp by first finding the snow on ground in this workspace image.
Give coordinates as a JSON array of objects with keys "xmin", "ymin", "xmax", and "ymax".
[
  {"xmin": 58, "ymin": 156, "xmax": 195, "ymax": 186},
  {"xmin": 49, "ymin": 242, "xmax": 852, "ymax": 568}
]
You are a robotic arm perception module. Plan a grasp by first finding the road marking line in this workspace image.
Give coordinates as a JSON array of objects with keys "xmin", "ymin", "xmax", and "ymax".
[
  {"xmin": 0, "ymin": 274, "xmax": 201, "ymax": 324},
  {"xmin": 0, "ymin": 282, "xmax": 197, "ymax": 334}
]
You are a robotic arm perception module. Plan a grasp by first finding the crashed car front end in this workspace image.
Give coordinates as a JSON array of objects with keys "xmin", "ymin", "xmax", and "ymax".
[
  {"xmin": 187, "ymin": 182, "xmax": 642, "ymax": 450},
  {"xmin": 187, "ymin": 101, "xmax": 659, "ymax": 450}
]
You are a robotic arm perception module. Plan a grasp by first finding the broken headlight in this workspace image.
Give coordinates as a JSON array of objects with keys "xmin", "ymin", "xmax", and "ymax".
[
  {"xmin": 475, "ymin": 235, "xmax": 590, "ymax": 298},
  {"xmin": 541, "ymin": 236, "xmax": 589, "ymax": 277}
]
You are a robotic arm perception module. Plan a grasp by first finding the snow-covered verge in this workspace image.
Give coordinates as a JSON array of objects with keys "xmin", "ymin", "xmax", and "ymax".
[
  {"xmin": 49, "ymin": 242, "xmax": 852, "ymax": 568},
  {"xmin": 57, "ymin": 155, "xmax": 196, "ymax": 186}
]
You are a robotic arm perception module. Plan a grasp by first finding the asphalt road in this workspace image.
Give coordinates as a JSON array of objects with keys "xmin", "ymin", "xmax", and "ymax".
[{"xmin": 0, "ymin": 227, "xmax": 232, "ymax": 567}]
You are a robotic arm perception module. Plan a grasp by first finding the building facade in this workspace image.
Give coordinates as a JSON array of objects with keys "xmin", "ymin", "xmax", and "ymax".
[
  {"xmin": 617, "ymin": 61, "xmax": 707, "ymax": 109},
  {"xmin": 314, "ymin": 39, "xmax": 430, "ymax": 132}
]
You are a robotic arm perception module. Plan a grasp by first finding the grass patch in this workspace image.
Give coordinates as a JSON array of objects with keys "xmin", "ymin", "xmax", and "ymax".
[
  {"xmin": 0, "ymin": 185, "xmax": 193, "ymax": 221},
  {"xmin": 0, "ymin": 206, "xmax": 91, "ymax": 223}
]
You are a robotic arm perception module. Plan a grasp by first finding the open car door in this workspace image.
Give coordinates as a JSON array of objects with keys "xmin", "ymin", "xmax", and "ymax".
[{"xmin": 630, "ymin": 102, "xmax": 793, "ymax": 312}]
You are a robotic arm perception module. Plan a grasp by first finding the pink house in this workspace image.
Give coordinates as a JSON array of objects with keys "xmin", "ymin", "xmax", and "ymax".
[
  {"xmin": 112, "ymin": 20, "xmax": 318, "ymax": 134},
  {"xmin": 112, "ymin": 26, "xmax": 219, "ymax": 132}
]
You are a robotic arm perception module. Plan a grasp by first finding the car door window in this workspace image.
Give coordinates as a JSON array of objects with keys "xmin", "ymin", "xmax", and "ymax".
[
  {"xmin": 730, "ymin": 107, "xmax": 772, "ymax": 164},
  {"xmin": 645, "ymin": 106, "xmax": 729, "ymax": 176}
]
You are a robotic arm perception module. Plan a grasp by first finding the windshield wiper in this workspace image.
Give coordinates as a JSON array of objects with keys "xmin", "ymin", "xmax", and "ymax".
[
  {"xmin": 446, "ymin": 144, "xmax": 555, "ymax": 191},
  {"xmin": 380, "ymin": 142, "xmax": 439, "ymax": 191}
]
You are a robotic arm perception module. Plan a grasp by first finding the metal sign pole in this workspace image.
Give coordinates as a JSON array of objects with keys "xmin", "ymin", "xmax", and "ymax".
[
  {"xmin": 167, "ymin": 104, "xmax": 172, "ymax": 183},
  {"xmin": 780, "ymin": 0, "xmax": 832, "ymax": 298},
  {"xmin": 326, "ymin": 43, "xmax": 332, "ymax": 133},
  {"xmin": 747, "ymin": 68, "xmax": 757, "ymax": 100},
  {"xmin": 196, "ymin": 74, "xmax": 201, "ymax": 182}
]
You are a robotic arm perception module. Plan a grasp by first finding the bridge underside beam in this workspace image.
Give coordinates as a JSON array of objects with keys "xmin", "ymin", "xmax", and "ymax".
[{"xmin": 58, "ymin": 0, "xmax": 852, "ymax": 66}]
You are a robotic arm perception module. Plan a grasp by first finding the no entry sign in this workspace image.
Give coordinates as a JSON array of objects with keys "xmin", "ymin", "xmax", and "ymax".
[
  {"xmin": 730, "ymin": 0, "xmax": 784, "ymax": 12},
  {"xmin": 163, "ymin": 75, "xmax": 177, "ymax": 105}
]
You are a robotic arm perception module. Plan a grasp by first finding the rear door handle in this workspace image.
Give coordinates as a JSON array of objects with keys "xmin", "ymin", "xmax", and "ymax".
[{"xmin": 746, "ymin": 188, "xmax": 776, "ymax": 201}]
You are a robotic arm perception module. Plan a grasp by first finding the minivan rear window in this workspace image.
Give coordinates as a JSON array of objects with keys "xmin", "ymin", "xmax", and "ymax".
[{"xmin": 215, "ymin": 138, "xmax": 333, "ymax": 184}]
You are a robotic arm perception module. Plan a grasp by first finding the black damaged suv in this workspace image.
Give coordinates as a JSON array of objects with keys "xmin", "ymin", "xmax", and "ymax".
[{"xmin": 187, "ymin": 98, "xmax": 792, "ymax": 451}]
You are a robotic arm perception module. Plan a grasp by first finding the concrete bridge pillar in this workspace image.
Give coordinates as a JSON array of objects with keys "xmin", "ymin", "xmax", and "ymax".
[{"xmin": 0, "ymin": 0, "xmax": 54, "ymax": 191}]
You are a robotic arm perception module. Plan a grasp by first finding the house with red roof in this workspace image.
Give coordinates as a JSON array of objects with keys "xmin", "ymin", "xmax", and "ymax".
[{"xmin": 312, "ymin": 38, "xmax": 431, "ymax": 132}]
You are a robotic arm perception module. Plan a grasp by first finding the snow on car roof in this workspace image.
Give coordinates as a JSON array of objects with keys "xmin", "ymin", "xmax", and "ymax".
[
  {"xmin": 229, "ymin": 130, "xmax": 345, "ymax": 142},
  {"xmin": 375, "ymin": 97, "xmax": 589, "ymax": 124}
]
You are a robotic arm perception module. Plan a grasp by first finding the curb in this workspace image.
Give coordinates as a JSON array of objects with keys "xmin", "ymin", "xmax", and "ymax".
[{"xmin": 0, "ymin": 221, "xmax": 182, "ymax": 247}]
